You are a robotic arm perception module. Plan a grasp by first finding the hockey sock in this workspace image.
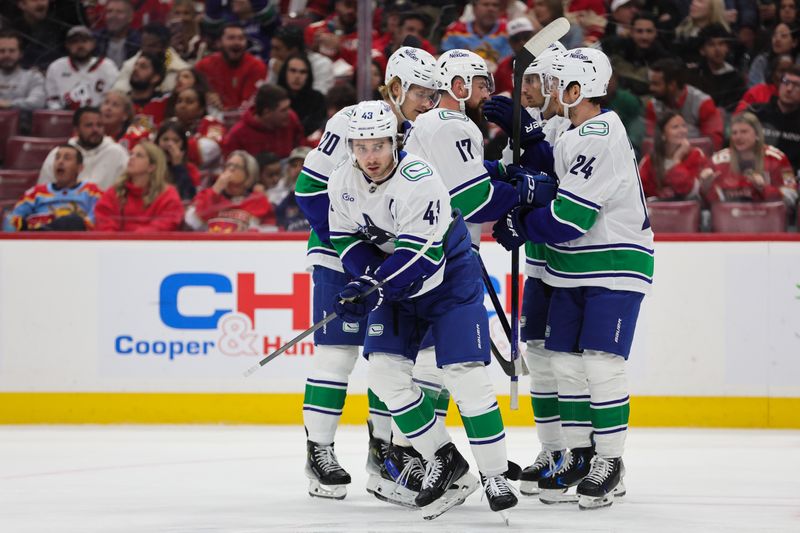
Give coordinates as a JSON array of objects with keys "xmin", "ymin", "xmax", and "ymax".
[
  {"xmin": 368, "ymin": 389, "xmax": 392, "ymax": 443},
  {"xmin": 369, "ymin": 352, "xmax": 450, "ymax": 459},
  {"xmin": 435, "ymin": 388, "xmax": 451, "ymax": 419},
  {"xmin": 303, "ymin": 345, "xmax": 359, "ymax": 445},
  {"xmin": 551, "ymin": 352, "xmax": 593, "ymax": 449},
  {"xmin": 525, "ymin": 340, "xmax": 566, "ymax": 451},
  {"xmin": 444, "ymin": 362, "xmax": 507, "ymax": 477},
  {"xmin": 583, "ymin": 350, "xmax": 629, "ymax": 458}
]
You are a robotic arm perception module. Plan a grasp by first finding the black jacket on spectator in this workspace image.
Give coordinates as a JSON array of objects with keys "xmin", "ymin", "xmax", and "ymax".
[
  {"xmin": 605, "ymin": 37, "xmax": 672, "ymax": 96},
  {"xmin": 688, "ymin": 63, "xmax": 747, "ymax": 112},
  {"xmin": 94, "ymin": 29, "xmax": 141, "ymax": 65},
  {"xmin": 277, "ymin": 58, "xmax": 327, "ymax": 136},
  {"xmin": 750, "ymin": 96, "xmax": 800, "ymax": 171},
  {"xmin": 13, "ymin": 15, "xmax": 67, "ymax": 70}
]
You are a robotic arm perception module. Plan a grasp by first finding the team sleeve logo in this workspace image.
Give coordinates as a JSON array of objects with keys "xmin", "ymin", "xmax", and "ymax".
[
  {"xmin": 579, "ymin": 121, "xmax": 609, "ymax": 137},
  {"xmin": 400, "ymin": 161, "xmax": 433, "ymax": 181}
]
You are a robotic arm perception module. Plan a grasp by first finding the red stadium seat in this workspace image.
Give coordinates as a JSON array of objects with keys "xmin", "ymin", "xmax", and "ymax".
[
  {"xmin": 711, "ymin": 202, "xmax": 787, "ymax": 233},
  {"xmin": 640, "ymin": 137, "xmax": 715, "ymax": 157},
  {"xmin": 4, "ymin": 136, "xmax": 66, "ymax": 170},
  {"xmin": 0, "ymin": 109, "xmax": 20, "ymax": 162},
  {"xmin": 31, "ymin": 110, "xmax": 75, "ymax": 138},
  {"xmin": 221, "ymin": 110, "xmax": 243, "ymax": 130},
  {"xmin": 0, "ymin": 170, "xmax": 39, "ymax": 201},
  {"xmin": 646, "ymin": 201, "xmax": 701, "ymax": 233}
]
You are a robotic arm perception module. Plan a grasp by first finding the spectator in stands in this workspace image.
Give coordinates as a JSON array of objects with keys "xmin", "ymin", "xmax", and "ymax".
[
  {"xmin": 4, "ymin": 144, "xmax": 102, "ymax": 232},
  {"xmin": 203, "ymin": 0, "xmax": 280, "ymax": 61},
  {"xmin": 0, "ymin": 30, "xmax": 45, "ymax": 112},
  {"xmin": 605, "ymin": 0, "xmax": 639, "ymax": 39},
  {"xmin": 45, "ymin": 26, "xmax": 119, "ymax": 111},
  {"xmin": 113, "ymin": 23, "xmax": 191, "ymax": 94},
  {"xmin": 195, "ymin": 23, "xmax": 267, "ymax": 111},
  {"xmin": 168, "ymin": 0, "xmax": 206, "ymax": 64},
  {"xmin": 603, "ymin": 71, "xmax": 645, "ymax": 150},
  {"xmin": 166, "ymin": 86, "xmax": 226, "ymax": 169},
  {"xmin": 494, "ymin": 17, "xmax": 535, "ymax": 95},
  {"xmin": 39, "ymin": 107, "xmax": 129, "ymax": 191},
  {"xmin": 779, "ymin": 0, "xmax": 799, "ymax": 25},
  {"xmin": 324, "ymin": 83, "xmax": 357, "ymax": 119},
  {"xmin": 254, "ymin": 151, "xmax": 285, "ymax": 204},
  {"xmin": 374, "ymin": 10, "xmax": 436, "ymax": 58},
  {"xmin": 639, "ymin": 111, "xmax": 715, "ymax": 200},
  {"xmin": 275, "ymin": 146, "xmax": 312, "ymax": 232},
  {"xmin": 747, "ymin": 22, "xmax": 799, "ymax": 87},
  {"xmin": 605, "ymin": 13, "xmax": 671, "ymax": 96},
  {"xmin": 749, "ymin": 65, "xmax": 800, "ymax": 171},
  {"xmin": 277, "ymin": 54, "xmax": 326, "ymax": 136},
  {"xmin": 12, "ymin": 0, "xmax": 67, "ymax": 70},
  {"xmin": 709, "ymin": 112, "xmax": 796, "ymax": 205},
  {"xmin": 184, "ymin": 150, "xmax": 274, "ymax": 232},
  {"xmin": 305, "ymin": 0, "xmax": 375, "ymax": 67},
  {"xmin": 268, "ymin": 24, "xmax": 333, "ymax": 95},
  {"xmin": 94, "ymin": 0, "xmax": 140, "ymax": 69},
  {"xmin": 687, "ymin": 23, "xmax": 747, "ymax": 112},
  {"xmin": 639, "ymin": 0, "xmax": 682, "ymax": 40},
  {"xmin": 647, "ymin": 57, "xmax": 725, "ymax": 150},
  {"xmin": 222, "ymin": 84, "xmax": 306, "ymax": 159},
  {"xmin": 87, "ymin": 0, "xmax": 171, "ymax": 31},
  {"xmin": 127, "ymin": 52, "xmax": 170, "ymax": 130},
  {"xmin": 100, "ymin": 89, "xmax": 148, "ymax": 151},
  {"xmin": 564, "ymin": 0, "xmax": 608, "ymax": 45},
  {"xmin": 459, "ymin": 0, "xmax": 529, "ymax": 22},
  {"xmin": 441, "ymin": 0, "xmax": 512, "ymax": 67},
  {"xmin": 674, "ymin": 0, "xmax": 731, "ymax": 66},
  {"xmin": 155, "ymin": 120, "xmax": 199, "ymax": 201},
  {"xmin": 94, "ymin": 141, "xmax": 184, "ymax": 231},
  {"xmin": 736, "ymin": 53, "xmax": 795, "ymax": 112}
]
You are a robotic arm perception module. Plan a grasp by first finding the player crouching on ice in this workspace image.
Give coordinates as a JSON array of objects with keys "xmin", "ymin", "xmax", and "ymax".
[
  {"xmin": 327, "ymin": 100, "xmax": 518, "ymax": 522},
  {"xmin": 492, "ymin": 48, "xmax": 654, "ymax": 510}
]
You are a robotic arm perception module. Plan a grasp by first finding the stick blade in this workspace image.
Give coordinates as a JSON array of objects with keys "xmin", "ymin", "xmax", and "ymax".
[{"xmin": 523, "ymin": 17, "xmax": 570, "ymax": 57}]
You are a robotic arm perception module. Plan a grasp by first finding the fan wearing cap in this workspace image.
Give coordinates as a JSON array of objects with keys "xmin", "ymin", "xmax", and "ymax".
[
  {"xmin": 44, "ymin": 26, "xmax": 120, "ymax": 110},
  {"xmin": 494, "ymin": 17, "xmax": 535, "ymax": 96},
  {"xmin": 328, "ymin": 100, "xmax": 517, "ymax": 521},
  {"xmin": 493, "ymin": 48, "xmax": 654, "ymax": 510},
  {"xmin": 293, "ymin": 46, "xmax": 440, "ymax": 504},
  {"xmin": 605, "ymin": 0, "xmax": 639, "ymax": 38}
]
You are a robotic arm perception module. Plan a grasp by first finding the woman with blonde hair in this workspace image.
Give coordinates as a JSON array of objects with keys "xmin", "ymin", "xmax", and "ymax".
[
  {"xmin": 709, "ymin": 112, "xmax": 796, "ymax": 205},
  {"xmin": 184, "ymin": 150, "xmax": 275, "ymax": 232},
  {"xmin": 94, "ymin": 141, "xmax": 185, "ymax": 231},
  {"xmin": 675, "ymin": 0, "xmax": 731, "ymax": 63}
]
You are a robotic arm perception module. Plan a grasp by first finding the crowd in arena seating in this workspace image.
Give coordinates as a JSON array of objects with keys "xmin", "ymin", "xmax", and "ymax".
[{"xmin": 1, "ymin": 0, "xmax": 799, "ymax": 233}]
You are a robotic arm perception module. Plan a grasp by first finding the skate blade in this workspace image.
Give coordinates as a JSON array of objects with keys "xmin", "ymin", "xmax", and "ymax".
[
  {"xmin": 365, "ymin": 473, "xmax": 381, "ymax": 495},
  {"xmin": 614, "ymin": 479, "xmax": 626, "ymax": 498},
  {"xmin": 369, "ymin": 477, "xmax": 419, "ymax": 509},
  {"xmin": 519, "ymin": 480, "xmax": 541, "ymax": 496},
  {"xmin": 421, "ymin": 473, "xmax": 480, "ymax": 520},
  {"xmin": 538, "ymin": 488, "xmax": 578, "ymax": 504},
  {"xmin": 308, "ymin": 478, "xmax": 347, "ymax": 500},
  {"xmin": 497, "ymin": 509, "xmax": 511, "ymax": 526},
  {"xmin": 578, "ymin": 492, "xmax": 614, "ymax": 510}
]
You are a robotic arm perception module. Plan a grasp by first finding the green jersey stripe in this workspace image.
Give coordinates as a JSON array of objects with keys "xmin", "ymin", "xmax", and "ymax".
[
  {"xmin": 591, "ymin": 402, "xmax": 630, "ymax": 429},
  {"xmin": 451, "ymin": 179, "xmax": 492, "ymax": 219},
  {"xmin": 395, "ymin": 240, "xmax": 444, "ymax": 263},
  {"xmin": 552, "ymin": 194, "xmax": 599, "ymax": 232},
  {"xmin": 461, "ymin": 408, "xmax": 504, "ymax": 440},
  {"xmin": 295, "ymin": 170, "xmax": 328, "ymax": 195},
  {"xmin": 545, "ymin": 246, "xmax": 654, "ymax": 278}
]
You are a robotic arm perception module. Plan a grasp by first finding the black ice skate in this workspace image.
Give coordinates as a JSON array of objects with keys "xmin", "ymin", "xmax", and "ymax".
[
  {"xmin": 538, "ymin": 446, "xmax": 594, "ymax": 504},
  {"xmin": 519, "ymin": 449, "xmax": 566, "ymax": 496},
  {"xmin": 480, "ymin": 471, "xmax": 519, "ymax": 525},
  {"xmin": 365, "ymin": 421, "xmax": 390, "ymax": 498},
  {"xmin": 370, "ymin": 444, "xmax": 425, "ymax": 508},
  {"xmin": 415, "ymin": 442, "xmax": 480, "ymax": 520},
  {"xmin": 305, "ymin": 440, "xmax": 351, "ymax": 500},
  {"xmin": 577, "ymin": 456, "xmax": 625, "ymax": 510}
]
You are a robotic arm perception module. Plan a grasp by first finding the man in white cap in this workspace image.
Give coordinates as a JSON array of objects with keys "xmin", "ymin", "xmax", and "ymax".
[
  {"xmin": 606, "ymin": 0, "xmax": 639, "ymax": 38},
  {"xmin": 494, "ymin": 16, "xmax": 536, "ymax": 95},
  {"xmin": 45, "ymin": 26, "xmax": 119, "ymax": 110}
]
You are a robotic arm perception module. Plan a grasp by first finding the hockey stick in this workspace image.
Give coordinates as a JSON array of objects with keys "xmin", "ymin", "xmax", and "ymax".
[
  {"xmin": 243, "ymin": 227, "xmax": 440, "ymax": 377},
  {"xmin": 508, "ymin": 17, "xmax": 571, "ymax": 410},
  {"xmin": 477, "ymin": 254, "xmax": 529, "ymax": 376}
]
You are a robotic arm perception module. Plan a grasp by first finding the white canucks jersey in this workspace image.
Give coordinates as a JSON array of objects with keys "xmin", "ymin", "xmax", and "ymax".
[
  {"xmin": 404, "ymin": 108, "xmax": 490, "ymax": 247},
  {"xmin": 543, "ymin": 110, "xmax": 654, "ymax": 294},
  {"xmin": 45, "ymin": 57, "xmax": 119, "ymax": 109},
  {"xmin": 328, "ymin": 153, "xmax": 451, "ymax": 297},
  {"xmin": 295, "ymin": 104, "xmax": 356, "ymax": 272}
]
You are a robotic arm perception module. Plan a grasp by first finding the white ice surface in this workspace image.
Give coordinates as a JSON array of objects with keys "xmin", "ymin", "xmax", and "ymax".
[{"xmin": 0, "ymin": 425, "xmax": 798, "ymax": 533}]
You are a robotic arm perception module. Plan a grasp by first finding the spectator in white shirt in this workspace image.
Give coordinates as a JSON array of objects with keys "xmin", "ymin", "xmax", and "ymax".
[
  {"xmin": 38, "ymin": 107, "xmax": 129, "ymax": 191},
  {"xmin": 0, "ymin": 29, "xmax": 45, "ymax": 111}
]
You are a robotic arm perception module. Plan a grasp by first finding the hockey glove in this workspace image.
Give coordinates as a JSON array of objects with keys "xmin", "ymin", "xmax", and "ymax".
[
  {"xmin": 483, "ymin": 95, "xmax": 544, "ymax": 148},
  {"xmin": 333, "ymin": 275, "xmax": 384, "ymax": 323},
  {"xmin": 483, "ymin": 159, "xmax": 507, "ymax": 182},
  {"xmin": 520, "ymin": 140, "xmax": 555, "ymax": 177},
  {"xmin": 492, "ymin": 206, "xmax": 533, "ymax": 251},
  {"xmin": 516, "ymin": 170, "xmax": 559, "ymax": 208}
]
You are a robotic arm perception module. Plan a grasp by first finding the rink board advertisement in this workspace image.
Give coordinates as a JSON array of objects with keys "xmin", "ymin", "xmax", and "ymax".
[{"xmin": 0, "ymin": 235, "xmax": 798, "ymax": 427}]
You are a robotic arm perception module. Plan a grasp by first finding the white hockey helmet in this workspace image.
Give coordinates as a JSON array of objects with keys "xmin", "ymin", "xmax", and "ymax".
[
  {"xmin": 384, "ymin": 46, "xmax": 440, "ymax": 117},
  {"xmin": 435, "ymin": 49, "xmax": 494, "ymax": 112},
  {"xmin": 549, "ymin": 47, "xmax": 612, "ymax": 109},
  {"xmin": 346, "ymin": 100, "xmax": 400, "ymax": 172},
  {"xmin": 523, "ymin": 41, "xmax": 567, "ymax": 109}
]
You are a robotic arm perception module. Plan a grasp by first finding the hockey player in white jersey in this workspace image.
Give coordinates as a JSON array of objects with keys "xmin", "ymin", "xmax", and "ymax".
[
  {"xmin": 493, "ymin": 48, "xmax": 654, "ymax": 510},
  {"xmin": 329, "ymin": 101, "xmax": 517, "ymax": 522},
  {"xmin": 483, "ymin": 41, "xmax": 574, "ymax": 497},
  {"xmin": 294, "ymin": 46, "xmax": 439, "ymax": 502}
]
